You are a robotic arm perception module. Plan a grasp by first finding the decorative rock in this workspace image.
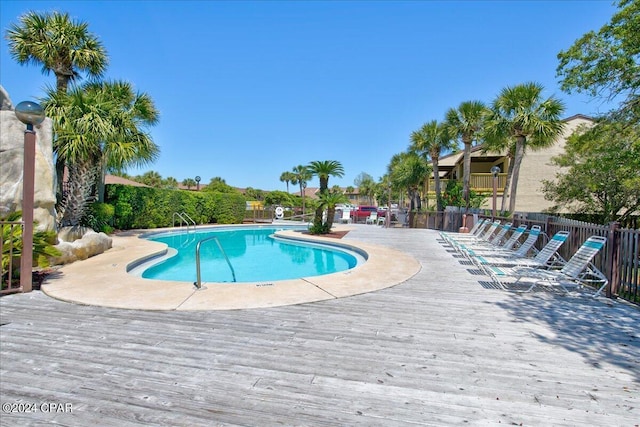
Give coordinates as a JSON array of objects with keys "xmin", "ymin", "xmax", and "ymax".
[
  {"xmin": 0, "ymin": 85, "xmax": 56, "ymax": 231},
  {"xmin": 1, "ymin": 86, "xmax": 13, "ymax": 110},
  {"xmin": 49, "ymin": 230, "xmax": 113, "ymax": 265},
  {"xmin": 58, "ymin": 225, "xmax": 94, "ymax": 243}
]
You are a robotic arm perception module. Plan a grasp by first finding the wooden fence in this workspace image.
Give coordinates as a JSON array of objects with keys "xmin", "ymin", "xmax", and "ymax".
[{"xmin": 410, "ymin": 211, "xmax": 640, "ymax": 304}]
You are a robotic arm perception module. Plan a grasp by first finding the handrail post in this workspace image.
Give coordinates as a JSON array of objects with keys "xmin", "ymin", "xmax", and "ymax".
[
  {"xmin": 606, "ymin": 221, "xmax": 620, "ymax": 298},
  {"xmin": 194, "ymin": 236, "xmax": 236, "ymax": 289}
]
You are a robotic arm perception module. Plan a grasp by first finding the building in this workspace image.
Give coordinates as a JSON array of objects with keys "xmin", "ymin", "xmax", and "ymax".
[{"xmin": 427, "ymin": 114, "xmax": 593, "ymax": 213}]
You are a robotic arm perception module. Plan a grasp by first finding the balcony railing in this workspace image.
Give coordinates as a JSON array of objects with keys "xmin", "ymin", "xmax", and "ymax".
[{"xmin": 427, "ymin": 173, "xmax": 507, "ymax": 194}]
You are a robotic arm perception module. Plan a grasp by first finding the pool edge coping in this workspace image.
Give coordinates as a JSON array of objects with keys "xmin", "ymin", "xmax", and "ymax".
[{"xmin": 41, "ymin": 224, "xmax": 421, "ymax": 311}]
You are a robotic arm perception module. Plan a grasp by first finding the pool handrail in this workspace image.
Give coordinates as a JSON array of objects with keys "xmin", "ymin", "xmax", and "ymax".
[
  {"xmin": 173, "ymin": 212, "xmax": 196, "ymax": 232},
  {"xmin": 194, "ymin": 235, "xmax": 237, "ymax": 288}
]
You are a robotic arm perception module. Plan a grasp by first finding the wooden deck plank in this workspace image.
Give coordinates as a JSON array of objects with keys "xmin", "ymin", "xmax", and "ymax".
[{"xmin": 1, "ymin": 226, "xmax": 638, "ymax": 426}]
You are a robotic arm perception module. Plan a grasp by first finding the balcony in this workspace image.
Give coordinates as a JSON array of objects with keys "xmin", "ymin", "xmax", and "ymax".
[{"xmin": 426, "ymin": 173, "xmax": 507, "ymax": 195}]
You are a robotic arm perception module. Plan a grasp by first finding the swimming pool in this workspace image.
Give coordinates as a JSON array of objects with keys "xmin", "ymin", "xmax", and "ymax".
[{"xmin": 135, "ymin": 226, "xmax": 365, "ymax": 283}]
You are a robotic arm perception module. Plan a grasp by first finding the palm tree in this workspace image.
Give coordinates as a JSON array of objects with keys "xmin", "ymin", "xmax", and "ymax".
[
  {"xmin": 139, "ymin": 171, "xmax": 163, "ymax": 188},
  {"xmin": 307, "ymin": 160, "xmax": 344, "ymax": 231},
  {"xmin": 410, "ymin": 120, "xmax": 456, "ymax": 212},
  {"xmin": 43, "ymin": 80, "xmax": 159, "ymax": 226},
  {"xmin": 280, "ymin": 171, "xmax": 295, "ymax": 193},
  {"xmin": 388, "ymin": 152, "xmax": 430, "ymax": 212},
  {"xmin": 164, "ymin": 177, "xmax": 178, "ymax": 189},
  {"xmin": 354, "ymin": 172, "xmax": 376, "ymax": 204},
  {"xmin": 445, "ymin": 101, "xmax": 487, "ymax": 209},
  {"xmin": 484, "ymin": 82, "xmax": 565, "ymax": 213},
  {"xmin": 182, "ymin": 178, "xmax": 197, "ymax": 190},
  {"xmin": 6, "ymin": 11, "xmax": 108, "ymax": 93},
  {"xmin": 7, "ymin": 11, "xmax": 110, "ymax": 202},
  {"xmin": 291, "ymin": 164, "xmax": 312, "ymax": 216},
  {"xmin": 318, "ymin": 190, "xmax": 349, "ymax": 230}
]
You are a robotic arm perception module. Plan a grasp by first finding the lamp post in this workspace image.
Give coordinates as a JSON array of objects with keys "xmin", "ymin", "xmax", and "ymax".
[
  {"xmin": 301, "ymin": 181, "xmax": 307, "ymax": 220},
  {"xmin": 15, "ymin": 101, "xmax": 46, "ymax": 293},
  {"xmin": 195, "ymin": 175, "xmax": 201, "ymax": 191},
  {"xmin": 386, "ymin": 181, "xmax": 392, "ymax": 228},
  {"xmin": 491, "ymin": 166, "xmax": 501, "ymax": 219}
]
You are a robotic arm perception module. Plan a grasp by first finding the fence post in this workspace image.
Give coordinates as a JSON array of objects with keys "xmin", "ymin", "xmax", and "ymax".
[{"xmin": 606, "ymin": 221, "xmax": 620, "ymax": 298}]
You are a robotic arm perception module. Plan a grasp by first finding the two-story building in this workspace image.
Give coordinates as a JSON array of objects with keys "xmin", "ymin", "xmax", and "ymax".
[{"xmin": 427, "ymin": 114, "xmax": 593, "ymax": 213}]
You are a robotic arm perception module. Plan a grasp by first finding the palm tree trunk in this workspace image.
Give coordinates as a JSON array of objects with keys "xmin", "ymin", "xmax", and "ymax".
[
  {"xmin": 500, "ymin": 150, "xmax": 515, "ymax": 213},
  {"xmin": 57, "ymin": 160, "xmax": 98, "ymax": 227},
  {"xmin": 462, "ymin": 140, "xmax": 472, "ymax": 209},
  {"xmin": 508, "ymin": 137, "xmax": 526, "ymax": 213},
  {"xmin": 433, "ymin": 156, "xmax": 443, "ymax": 212}
]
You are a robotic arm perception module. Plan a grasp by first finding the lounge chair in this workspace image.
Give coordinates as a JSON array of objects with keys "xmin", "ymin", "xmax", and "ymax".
[
  {"xmin": 489, "ymin": 235, "xmax": 608, "ymax": 295},
  {"xmin": 450, "ymin": 222, "xmax": 514, "ymax": 255},
  {"xmin": 472, "ymin": 230, "xmax": 569, "ymax": 272},
  {"xmin": 443, "ymin": 220, "xmax": 501, "ymax": 246},
  {"xmin": 339, "ymin": 209, "xmax": 352, "ymax": 224},
  {"xmin": 457, "ymin": 223, "xmax": 526, "ymax": 254},
  {"xmin": 464, "ymin": 225, "xmax": 540, "ymax": 259},
  {"xmin": 365, "ymin": 211, "xmax": 378, "ymax": 225},
  {"xmin": 441, "ymin": 218, "xmax": 487, "ymax": 239}
]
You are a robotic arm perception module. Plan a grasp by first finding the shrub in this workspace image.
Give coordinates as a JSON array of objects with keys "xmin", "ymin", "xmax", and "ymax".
[
  {"xmin": 1, "ymin": 212, "xmax": 60, "ymax": 286},
  {"xmin": 105, "ymin": 185, "xmax": 246, "ymax": 229},
  {"xmin": 82, "ymin": 202, "xmax": 115, "ymax": 233}
]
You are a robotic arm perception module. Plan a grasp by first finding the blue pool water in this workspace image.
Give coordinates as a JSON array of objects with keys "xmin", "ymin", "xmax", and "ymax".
[{"xmin": 139, "ymin": 227, "xmax": 361, "ymax": 283}]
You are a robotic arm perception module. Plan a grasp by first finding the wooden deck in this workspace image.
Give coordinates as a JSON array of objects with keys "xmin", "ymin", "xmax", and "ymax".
[{"xmin": 1, "ymin": 226, "xmax": 638, "ymax": 426}]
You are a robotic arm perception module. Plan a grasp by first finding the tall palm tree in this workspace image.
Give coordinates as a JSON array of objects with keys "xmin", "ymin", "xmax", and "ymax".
[
  {"xmin": 291, "ymin": 164, "xmax": 312, "ymax": 217},
  {"xmin": 279, "ymin": 171, "xmax": 295, "ymax": 193},
  {"xmin": 354, "ymin": 172, "xmax": 376, "ymax": 204},
  {"xmin": 6, "ymin": 11, "xmax": 108, "ymax": 93},
  {"xmin": 484, "ymin": 82, "xmax": 565, "ymax": 213},
  {"xmin": 307, "ymin": 160, "xmax": 344, "ymax": 231},
  {"xmin": 445, "ymin": 100, "xmax": 487, "ymax": 209},
  {"xmin": 388, "ymin": 152, "xmax": 430, "ymax": 212},
  {"xmin": 410, "ymin": 120, "xmax": 456, "ymax": 212},
  {"xmin": 43, "ymin": 80, "xmax": 159, "ymax": 226},
  {"xmin": 7, "ymin": 11, "xmax": 110, "ymax": 202}
]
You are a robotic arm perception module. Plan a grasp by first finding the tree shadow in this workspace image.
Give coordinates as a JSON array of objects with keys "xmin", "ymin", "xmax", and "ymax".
[{"xmin": 495, "ymin": 293, "xmax": 640, "ymax": 382}]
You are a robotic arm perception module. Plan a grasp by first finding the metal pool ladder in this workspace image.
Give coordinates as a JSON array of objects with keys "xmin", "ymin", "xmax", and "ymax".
[
  {"xmin": 194, "ymin": 236, "xmax": 236, "ymax": 288},
  {"xmin": 173, "ymin": 212, "xmax": 196, "ymax": 232}
]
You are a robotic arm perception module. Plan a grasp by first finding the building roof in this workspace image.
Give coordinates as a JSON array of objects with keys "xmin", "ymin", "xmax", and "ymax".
[{"xmin": 105, "ymin": 175, "xmax": 151, "ymax": 187}]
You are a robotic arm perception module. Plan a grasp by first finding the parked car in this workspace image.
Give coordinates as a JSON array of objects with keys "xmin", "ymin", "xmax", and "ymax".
[{"xmin": 350, "ymin": 206, "xmax": 386, "ymax": 222}]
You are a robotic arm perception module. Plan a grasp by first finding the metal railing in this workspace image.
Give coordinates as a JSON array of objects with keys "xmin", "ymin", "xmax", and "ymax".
[
  {"xmin": 172, "ymin": 212, "xmax": 196, "ymax": 232},
  {"xmin": 194, "ymin": 235, "xmax": 236, "ymax": 288},
  {"xmin": 426, "ymin": 173, "xmax": 507, "ymax": 193},
  {"xmin": 1, "ymin": 220, "xmax": 24, "ymax": 295}
]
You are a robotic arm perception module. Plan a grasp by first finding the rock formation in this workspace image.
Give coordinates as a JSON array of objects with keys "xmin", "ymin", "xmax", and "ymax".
[
  {"xmin": 0, "ymin": 85, "xmax": 56, "ymax": 231},
  {"xmin": 50, "ymin": 228, "xmax": 113, "ymax": 265}
]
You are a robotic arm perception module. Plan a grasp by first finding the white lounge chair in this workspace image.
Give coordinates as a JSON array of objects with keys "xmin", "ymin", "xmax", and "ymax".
[
  {"xmin": 339, "ymin": 209, "xmax": 352, "ymax": 224},
  {"xmin": 472, "ymin": 230, "xmax": 570, "ymax": 273},
  {"xmin": 489, "ymin": 235, "xmax": 608, "ymax": 295},
  {"xmin": 457, "ymin": 223, "xmax": 525, "ymax": 254},
  {"xmin": 366, "ymin": 211, "xmax": 378, "ymax": 225},
  {"xmin": 464, "ymin": 225, "xmax": 542, "ymax": 260},
  {"xmin": 442, "ymin": 220, "xmax": 502, "ymax": 247}
]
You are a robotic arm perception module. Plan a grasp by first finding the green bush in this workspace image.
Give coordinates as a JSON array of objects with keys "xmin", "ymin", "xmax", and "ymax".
[
  {"xmin": 82, "ymin": 202, "xmax": 115, "ymax": 233},
  {"xmin": 2, "ymin": 212, "xmax": 60, "ymax": 287},
  {"xmin": 105, "ymin": 185, "xmax": 246, "ymax": 230}
]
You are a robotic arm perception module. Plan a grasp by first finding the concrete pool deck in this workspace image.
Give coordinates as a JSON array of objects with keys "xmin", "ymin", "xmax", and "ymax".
[{"xmin": 41, "ymin": 224, "xmax": 421, "ymax": 310}]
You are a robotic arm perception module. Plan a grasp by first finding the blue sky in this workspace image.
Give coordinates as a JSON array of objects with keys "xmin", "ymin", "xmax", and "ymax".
[{"xmin": 1, "ymin": 0, "xmax": 618, "ymax": 191}]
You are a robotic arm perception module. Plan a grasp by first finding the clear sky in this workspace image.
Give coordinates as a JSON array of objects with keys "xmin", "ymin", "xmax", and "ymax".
[{"xmin": 1, "ymin": 0, "xmax": 618, "ymax": 191}]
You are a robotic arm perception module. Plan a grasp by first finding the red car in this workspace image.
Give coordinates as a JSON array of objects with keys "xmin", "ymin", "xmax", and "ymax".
[{"xmin": 349, "ymin": 206, "xmax": 385, "ymax": 222}]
